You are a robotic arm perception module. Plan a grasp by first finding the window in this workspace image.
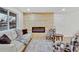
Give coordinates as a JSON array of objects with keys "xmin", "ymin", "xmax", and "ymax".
[
  {"xmin": 9, "ymin": 12, "xmax": 16, "ymax": 29},
  {"xmin": 0, "ymin": 7, "xmax": 17, "ymax": 31},
  {"xmin": 0, "ymin": 8, "xmax": 8, "ymax": 31}
]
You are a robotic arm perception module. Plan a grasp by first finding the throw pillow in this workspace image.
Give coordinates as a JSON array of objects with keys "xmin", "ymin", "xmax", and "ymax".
[
  {"xmin": 22, "ymin": 29, "xmax": 28, "ymax": 35},
  {"xmin": 0, "ymin": 34, "xmax": 11, "ymax": 44}
]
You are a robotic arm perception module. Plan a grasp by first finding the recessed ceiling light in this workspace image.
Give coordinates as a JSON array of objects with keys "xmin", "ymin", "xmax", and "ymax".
[
  {"xmin": 27, "ymin": 8, "xmax": 30, "ymax": 11},
  {"xmin": 62, "ymin": 8, "xmax": 65, "ymax": 11}
]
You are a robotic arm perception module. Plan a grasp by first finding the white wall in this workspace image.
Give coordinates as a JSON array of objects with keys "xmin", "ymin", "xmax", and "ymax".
[
  {"xmin": 54, "ymin": 13, "xmax": 65, "ymax": 35},
  {"xmin": 65, "ymin": 12, "xmax": 79, "ymax": 36},
  {"xmin": 23, "ymin": 13, "xmax": 53, "ymax": 32},
  {"xmin": 54, "ymin": 11, "xmax": 79, "ymax": 37}
]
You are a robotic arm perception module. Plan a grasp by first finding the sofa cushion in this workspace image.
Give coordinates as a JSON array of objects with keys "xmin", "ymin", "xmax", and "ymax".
[
  {"xmin": 10, "ymin": 30, "xmax": 17, "ymax": 40},
  {"xmin": 23, "ymin": 33, "xmax": 32, "ymax": 43},
  {"xmin": 11, "ymin": 40, "xmax": 25, "ymax": 51},
  {"xmin": 15, "ymin": 29, "xmax": 23, "ymax": 37},
  {"xmin": 0, "ymin": 34, "xmax": 11, "ymax": 44},
  {"xmin": 17, "ymin": 33, "xmax": 32, "ymax": 44},
  {"xmin": 0, "ymin": 44, "xmax": 16, "ymax": 52},
  {"xmin": 16, "ymin": 37, "xmax": 27, "ymax": 44}
]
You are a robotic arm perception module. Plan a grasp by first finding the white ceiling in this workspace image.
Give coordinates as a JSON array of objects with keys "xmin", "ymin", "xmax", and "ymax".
[{"xmin": 17, "ymin": 7, "xmax": 79, "ymax": 14}]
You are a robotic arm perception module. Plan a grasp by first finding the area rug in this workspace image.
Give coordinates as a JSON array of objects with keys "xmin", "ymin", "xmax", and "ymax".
[{"xmin": 25, "ymin": 39, "xmax": 53, "ymax": 52}]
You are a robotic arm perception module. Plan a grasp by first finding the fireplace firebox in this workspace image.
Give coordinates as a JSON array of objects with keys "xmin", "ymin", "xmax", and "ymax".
[{"xmin": 32, "ymin": 27, "xmax": 45, "ymax": 33}]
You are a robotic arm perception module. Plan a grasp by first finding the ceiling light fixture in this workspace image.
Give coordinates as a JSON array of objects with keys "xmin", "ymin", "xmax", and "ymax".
[
  {"xmin": 27, "ymin": 8, "xmax": 30, "ymax": 12},
  {"xmin": 62, "ymin": 8, "xmax": 65, "ymax": 11}
]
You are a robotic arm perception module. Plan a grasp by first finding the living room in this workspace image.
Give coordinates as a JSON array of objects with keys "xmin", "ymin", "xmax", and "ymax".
[{"xmin": 0, "ymin": 7, "xmax": 79, "ymax": 52}]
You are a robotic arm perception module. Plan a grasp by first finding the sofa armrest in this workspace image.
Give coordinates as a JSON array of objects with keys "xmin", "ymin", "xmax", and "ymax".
[
  {"xmin": 22, "ymin": 33, "xmax": 32, "ymax": 44},
  {"xmin": 18, "ymin": 45, "xmax": 25, "ymax": 52}
]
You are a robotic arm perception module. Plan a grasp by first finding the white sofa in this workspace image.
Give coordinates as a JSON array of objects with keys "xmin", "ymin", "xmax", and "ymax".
[{"xmin": 0, "ymin": 29, "xmax": 32, "ymax": 52}]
